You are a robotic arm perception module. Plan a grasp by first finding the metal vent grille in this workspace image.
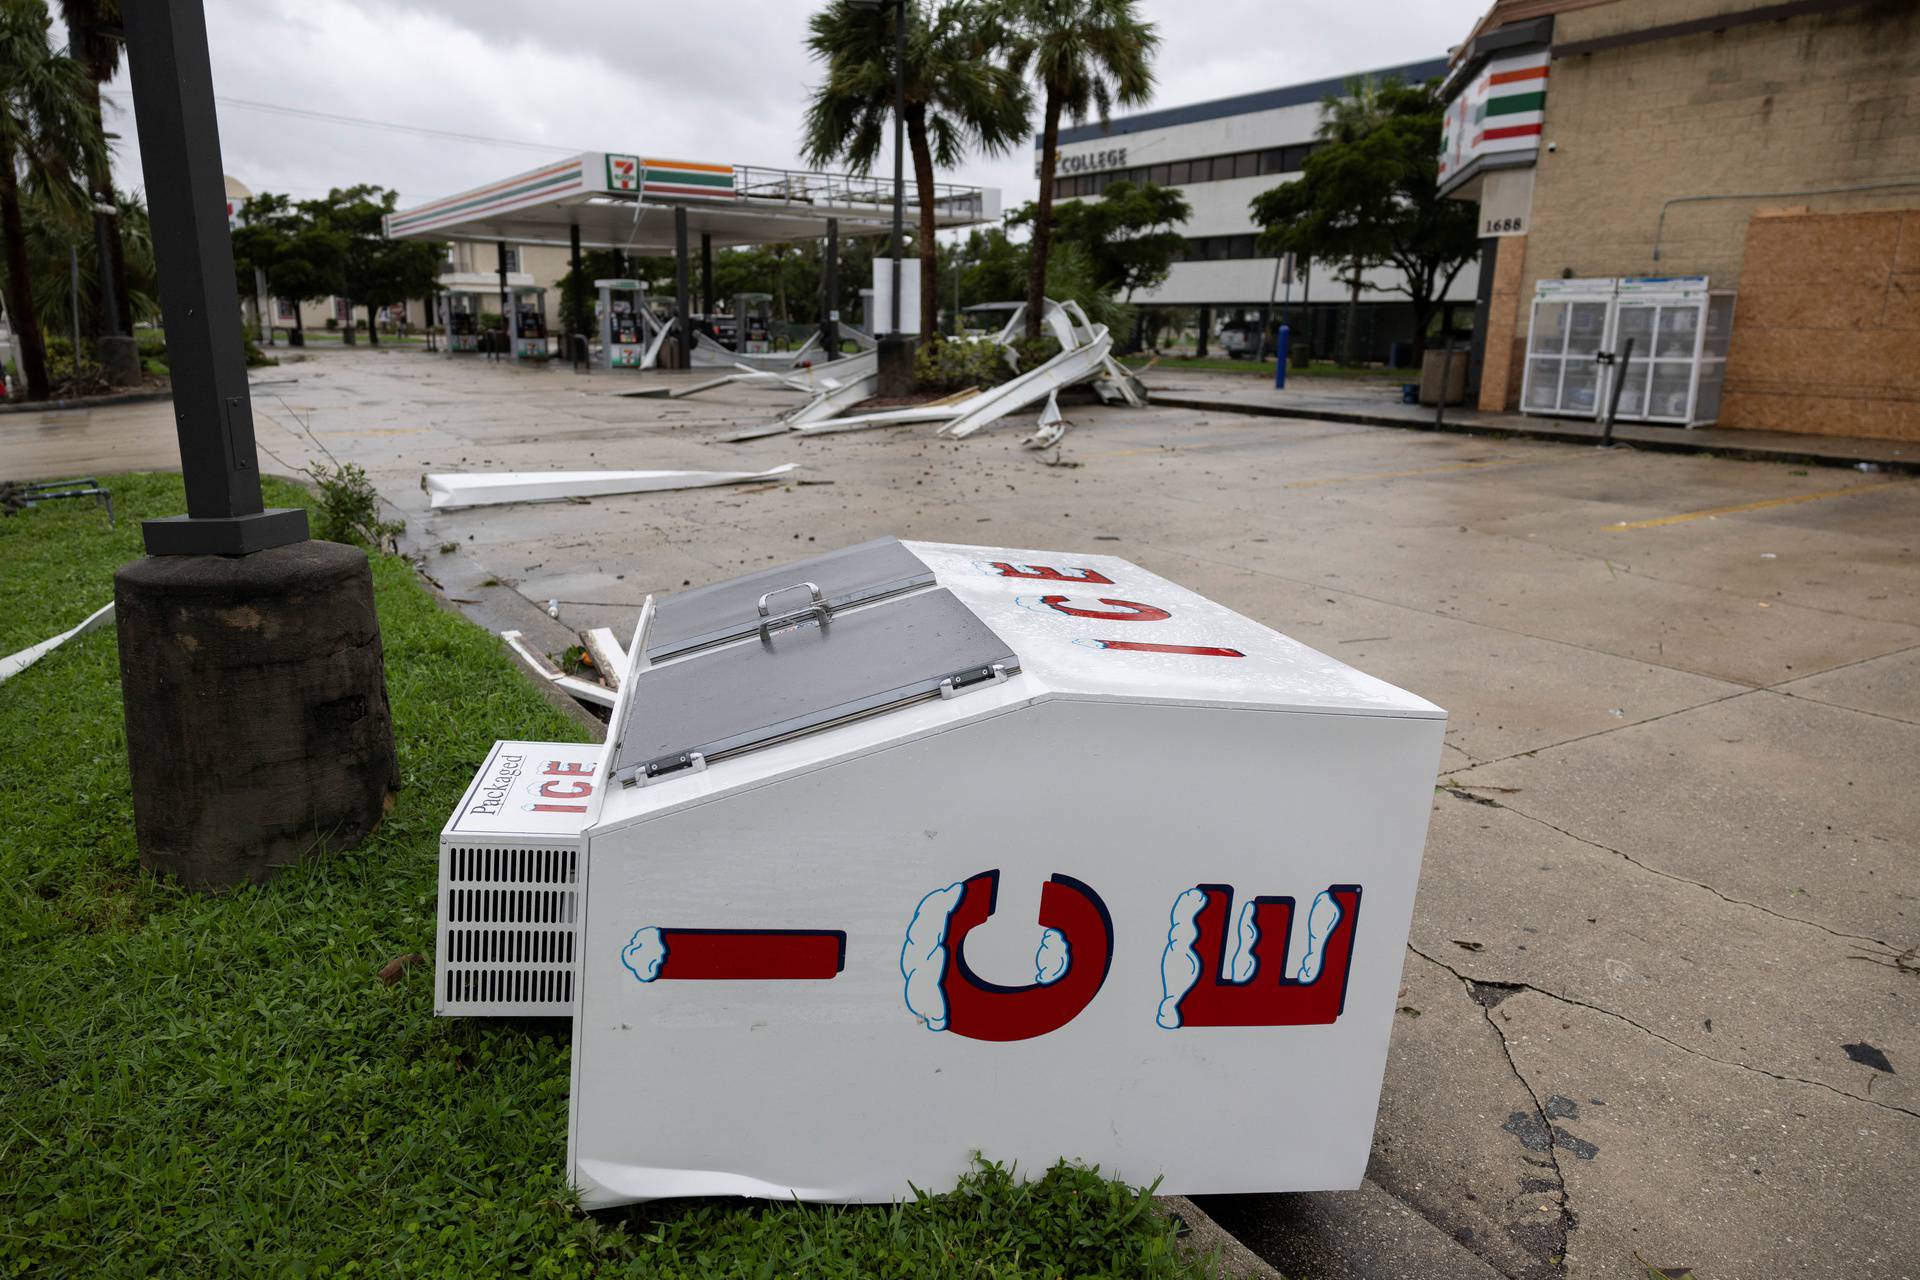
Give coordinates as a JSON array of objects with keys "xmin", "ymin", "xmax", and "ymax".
[{"xmin": 439, "ymin": 842, "xmax": 580, "ymax": 1016}]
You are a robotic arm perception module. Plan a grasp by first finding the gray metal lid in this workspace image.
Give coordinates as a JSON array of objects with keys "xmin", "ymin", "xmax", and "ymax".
[
  {"xmin": 643, "ymin": 537, "xmax": 933, "ymax": 661},
  {"xmin": 613, "ymin": 588, "xmax": 1017, "ymax": 786}
]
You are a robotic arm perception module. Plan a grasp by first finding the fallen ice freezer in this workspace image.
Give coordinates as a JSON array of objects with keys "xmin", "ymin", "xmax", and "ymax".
[{"xmin": 436, "ymin": 539, "xmax": 1446, "ymax": 1207}]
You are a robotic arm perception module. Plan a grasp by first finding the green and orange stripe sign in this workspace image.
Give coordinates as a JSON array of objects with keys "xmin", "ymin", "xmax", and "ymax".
[
  {"xmin": 605, "ymin": 154, "xmax": 736, "ymax": 201},
  {"xmin": 387, "ymin": 158, "xmax": 587, "ymax": 237},
  {"xmin": 1438, "ymin": 49, "xmax": 1550, "ymax": 191}
]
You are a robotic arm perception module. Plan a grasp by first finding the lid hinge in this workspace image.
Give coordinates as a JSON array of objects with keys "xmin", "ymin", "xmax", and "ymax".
[{"xmin": 939, "ymin": 662, "xmax": 1013, "ymax": 699}]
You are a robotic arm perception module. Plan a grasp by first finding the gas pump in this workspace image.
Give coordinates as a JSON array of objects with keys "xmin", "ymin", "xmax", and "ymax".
[
  {"xmin": 445, "ymin": 292, "xmax": 480, "ymax": 353},
  {"xmin": 596, "ymin": 278, "xmax": 648, "ymax": 369},
  {"xmin": 733, "ymin": 293, "xmax": 774, "ymax": 354},
  {"xmin": 510, "ymin": 287, "xmax": 549, "ymax": 359}
]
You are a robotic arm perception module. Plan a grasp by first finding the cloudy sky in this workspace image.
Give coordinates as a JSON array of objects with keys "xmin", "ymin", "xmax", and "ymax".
[{"xmin": 103, "ymin": 0, "xmax": 1489, "ymax": 219}]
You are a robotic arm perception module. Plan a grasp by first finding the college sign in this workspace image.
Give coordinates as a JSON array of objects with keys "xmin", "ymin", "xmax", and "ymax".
[{"xmin": 1438, "ymin": 49, "xmax": 1550, "ymax": 196}]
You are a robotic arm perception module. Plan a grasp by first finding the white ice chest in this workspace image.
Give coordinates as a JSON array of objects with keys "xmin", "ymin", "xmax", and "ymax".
[{"xmin": 435, "ymin": 539, "xmax": 1445, "ymax": 1208}]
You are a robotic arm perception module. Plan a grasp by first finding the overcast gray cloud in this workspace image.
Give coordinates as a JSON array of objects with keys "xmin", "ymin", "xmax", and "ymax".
[{"xmin": 105, "ymin": 0, "xmax": 1488, "ymax": 225}]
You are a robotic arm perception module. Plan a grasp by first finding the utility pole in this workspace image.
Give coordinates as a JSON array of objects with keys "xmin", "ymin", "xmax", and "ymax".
[{"xmin": 114, "ymin": 0, "xmax": 395, "ymax": 890}]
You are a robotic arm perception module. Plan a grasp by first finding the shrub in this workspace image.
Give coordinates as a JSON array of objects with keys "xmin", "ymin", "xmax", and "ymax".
[
  {"xmin": 302, "ymin": 460, "xmax": 404, "ymax": 548},
  {"xmin": 913, "ymin": 334, "xmax": 1062, "ymax": 394}
]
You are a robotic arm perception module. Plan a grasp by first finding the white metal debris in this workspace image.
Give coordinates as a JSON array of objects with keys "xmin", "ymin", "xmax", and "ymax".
[
  {"xmin": 939, "ymin": 324, "xmax": 1113, "ymax": 439},
  {"xmin": 425, "ymin": 464, "xmax": 799, "ymax": 510},
  {"xmin": 581, "ymin": 627, "xmax": 631, "ymax": 689},
  {"xmin": 0, "ymin": 601, "xmax": 114, "ymax": 684},
  {"xmin": 501, "ymin": 628, "xmax": 617, "ymax": 708},
  {"xmin": 738, "ymin": 298, "xmax": 1143, "ymax": 443},
  {"xmin": 1019, "ymin": 391, "xmax": 1068, "ymax": 450}
]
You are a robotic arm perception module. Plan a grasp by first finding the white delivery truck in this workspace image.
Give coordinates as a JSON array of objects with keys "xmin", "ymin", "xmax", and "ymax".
[{"xmin": 437, "ymin": 538, "xmax": 1444, "ymax": 1207}]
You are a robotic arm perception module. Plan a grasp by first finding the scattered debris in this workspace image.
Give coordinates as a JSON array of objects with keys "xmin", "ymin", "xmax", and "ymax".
[
  {"xmin": 377, "ymin": 953, "xmax": 426, "ymax": 985},
  {"xmin": 581, "ymin": 628, "xmax": 631, "ymax": 690},
  {"xmin": 0, "ymin": 477, "xmax": 115, "ymax": 527},
  {"xmin": 1842, "ymin": 1041, "xmax": 1895, "ymax": 1073},
  {"xmin": 501, "ymin": 628, "xmax": 616, "ymax": 708},
  {"xmin": 547, "ymin": 599, "xmax": 560, "ymax": 619},
  {"xmin": 1020, "ymin": 391, "xmax": 1068, "ymax": 451},
  {"xmin": 1452, "ymin": 939, "xmax": 1486, "ymax": 952},
  {"xmin": 747, "ymin": 299, "xmax": 1147, "ymax": 442},
  {"xmin": 425, "ymin": 464, "xmax": 799, "ymax": 510},
  {"xmin": 0, "ymin": 602, "xmax": 114, "ymax": 684}
]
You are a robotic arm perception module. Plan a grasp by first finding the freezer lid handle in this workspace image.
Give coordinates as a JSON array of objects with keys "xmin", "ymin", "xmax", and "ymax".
[{"xmin": 756, "ymin": 581, "xmax": 831, "ymax": 640}]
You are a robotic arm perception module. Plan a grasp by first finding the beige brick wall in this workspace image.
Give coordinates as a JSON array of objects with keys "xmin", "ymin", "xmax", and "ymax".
[
  {"xmin": 1477, "ymin": 233, "xmax": 1531, "ymax": 412},
  {"xmin": 1502, "ymin": 0, "xmax": 1920, "ymax": 415}
]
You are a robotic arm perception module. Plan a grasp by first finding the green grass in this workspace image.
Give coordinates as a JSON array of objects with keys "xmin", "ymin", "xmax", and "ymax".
[
  {"xmin": 1140, "ymin": 356, "xmax": 1413, "ymax": 379},
  {"xmin": 0, "ymin": 475, "xmax": 1206, "ymax": 1279}
]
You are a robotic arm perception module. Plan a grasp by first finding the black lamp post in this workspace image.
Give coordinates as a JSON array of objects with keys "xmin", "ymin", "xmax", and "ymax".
[{"xmin": 113, "ymin": 0, "xmax": 397, "ymax": 890}]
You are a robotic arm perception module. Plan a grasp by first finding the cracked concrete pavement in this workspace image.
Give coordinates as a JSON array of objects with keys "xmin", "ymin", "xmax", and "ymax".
[{"xmin": 13, "ymin": 349, "xmax": 1915, "ymax": 1278}]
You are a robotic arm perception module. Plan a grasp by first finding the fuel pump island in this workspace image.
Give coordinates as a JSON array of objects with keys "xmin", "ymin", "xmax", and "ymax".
[{"xmin": 436, "ymin": 538, "xmax": 1444, "ymax": 1207}]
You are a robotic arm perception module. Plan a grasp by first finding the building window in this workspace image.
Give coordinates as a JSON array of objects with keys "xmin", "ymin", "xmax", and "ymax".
[
  {"xmin": 502, "ymin": 248, "xmax": 520, "ymax": 272},
  {"xmin": 1049, "ymin": 141, "xmax": 1319, "ymax": 194},
  {"xmin": 275, "ymin": 298, "xmax": 295, "ymax": 322}
]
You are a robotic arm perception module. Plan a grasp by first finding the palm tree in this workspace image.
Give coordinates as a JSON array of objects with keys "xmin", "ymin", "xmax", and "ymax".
[
  {"xmin": 1001, "ymin": 0, "xmax": 1156, "ymax": 338},
  {"xmin": 0, "ymin": 0, "xmax": 107, "ymax": 401},
  {"xmin": 58, "ymin": 0, "xmax": 133, "ymax": 351},
  {"xmin": 802, "ymin": 0, "xmax": 1031, "ymax": 340}
]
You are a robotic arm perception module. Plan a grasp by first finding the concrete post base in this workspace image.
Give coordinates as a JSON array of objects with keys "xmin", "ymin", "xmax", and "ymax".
[
  {"xmin": 876, "ymin": 335, "xmax": 917, "ymax": 397},
  {"xmin": 98, "ymin": 335, "xmax": 142, "ymax": 388},
  {"xmin": 114, "ymin": 540, "xmax": 399, "ymax": 891}
]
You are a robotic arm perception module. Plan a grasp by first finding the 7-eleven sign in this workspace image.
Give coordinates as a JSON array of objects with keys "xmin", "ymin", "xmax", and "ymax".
[{"xmin": 606, "ymin": 154, "xmax": 640, "ymax": 192}]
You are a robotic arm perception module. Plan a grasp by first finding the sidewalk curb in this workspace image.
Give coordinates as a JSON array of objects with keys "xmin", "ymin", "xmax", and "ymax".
[
  {"xmin": 0, "ymin": 388, "xmax": 173, "ymax": 415},
  {"xmin": 1184, "ymin": 1180, "xmax": 1508, "ymax": 1280},
  {"xmin": 1159, "ymin": 1196, "xmax": 1287, "ymax": 1278},
  {"xmin": 1150, "ymin": 394, "xmax": 1920, "ymax": 476}
]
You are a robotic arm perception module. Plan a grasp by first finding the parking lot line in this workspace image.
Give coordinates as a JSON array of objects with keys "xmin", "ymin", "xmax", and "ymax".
[{"xmin": 1606, "ymin": 480, "xmax": 1909, "ymax": 530}]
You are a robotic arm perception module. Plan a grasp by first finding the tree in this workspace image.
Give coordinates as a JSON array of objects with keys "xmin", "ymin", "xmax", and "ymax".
[
  {"xmin": 1015, "ymin": 178, "xmax": 1188, "ymax": 302},
  {"xmin": 802, "ymin": 0, "xmax": 1030, "ymax": 339},
  {"xmin": 0, "ymin": 0, "xmax": 106, "ymax": 400},
  {"xmin": 57, "ymin": 0, "xmax": 134, "ymax": 350},
  {"xmin": 1000, "ymin": 0, "xmax": 1156, "ymax": 339},
  {"xmin": 12, "ymin": 180, "xmax": 155, "ymax": 348},
  {"xmin": 324, "ymin": 184, "xmax": 442, "ymax": 346},
  {"xmin": 1250, "ymin": 77, "xmax": 1476, "ymax": 364},
  {"xmin": 230, "ymin": 193, "xmax": 346, "ymax": 347}
]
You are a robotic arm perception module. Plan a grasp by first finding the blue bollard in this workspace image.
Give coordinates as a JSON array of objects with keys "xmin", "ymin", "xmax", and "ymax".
[{"xmin": 1273, "ymin": 325, "xmax": 1291, "ymax": 389}]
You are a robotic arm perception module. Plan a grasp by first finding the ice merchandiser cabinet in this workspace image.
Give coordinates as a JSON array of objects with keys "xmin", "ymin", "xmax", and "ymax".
[
  {"xmin": 436, "ymin": 539, "xmax": 1446, "ymax": 1207},
  {"xmin": 1522, "ymin": 276, "xmax": 1736, "ymax": 427}
]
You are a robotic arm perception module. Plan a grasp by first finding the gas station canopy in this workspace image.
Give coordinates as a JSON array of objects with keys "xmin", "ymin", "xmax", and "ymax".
[{"xmin": 385, "ymin": 152, "xmax": 1001, "ymax": 252}]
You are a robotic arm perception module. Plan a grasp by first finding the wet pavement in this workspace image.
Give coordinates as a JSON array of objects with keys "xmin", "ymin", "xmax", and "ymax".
[{"xmin": 10, "ymin": 344, "xmax": 1917, "ymax": 1279}]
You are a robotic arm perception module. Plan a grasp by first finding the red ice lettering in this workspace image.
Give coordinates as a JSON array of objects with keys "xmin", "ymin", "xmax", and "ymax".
[
  {"xmin": 1092, "ymin": 640, "xmax": 1244, "ymax": 658},
  {"xmin": 1040, "ymin": 596, "xmax": 1171, "ymax": 622},
  {"xmin": 940, "ymin": 871, "xmax": 1114, "ymax": 1042},
  {"xmin": 989, "ymin": 562, "xmax": 1114, "ymax": 585},
  {"xmin": 1160, "ymin": 885, "xmax": 1362, "ymax": 1028}
]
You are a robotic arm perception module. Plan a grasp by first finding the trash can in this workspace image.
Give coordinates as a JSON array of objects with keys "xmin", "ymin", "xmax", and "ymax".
[
  {"xmin": 1419, "ymin": 348, "xmax": 1468, "ymax": 406},
  {"xmin": 437, "ymin": 538, "xmax": 1446, "ymax": 1207}
]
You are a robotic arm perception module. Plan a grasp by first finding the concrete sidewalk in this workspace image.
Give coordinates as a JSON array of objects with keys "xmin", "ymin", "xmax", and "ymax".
[{"xmin": 1146, "ymin": 370, "xmax": 1920, "ymax": 475}]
